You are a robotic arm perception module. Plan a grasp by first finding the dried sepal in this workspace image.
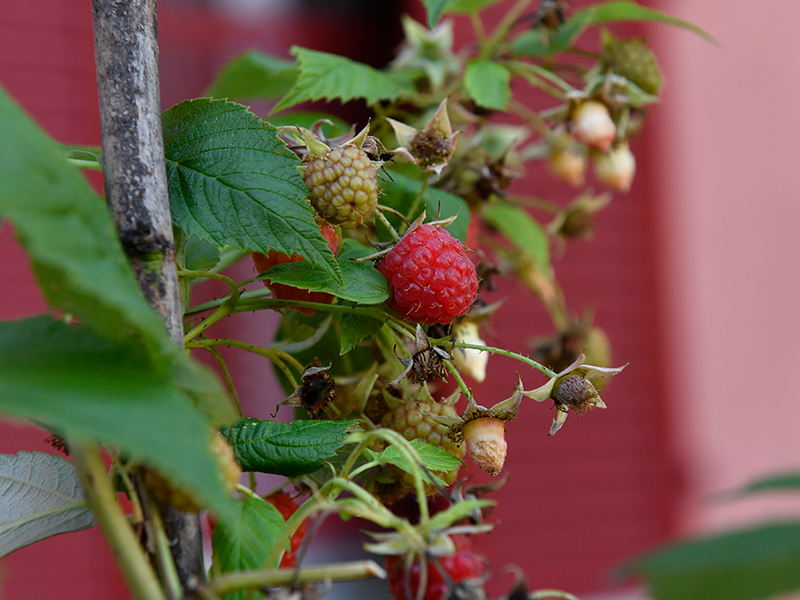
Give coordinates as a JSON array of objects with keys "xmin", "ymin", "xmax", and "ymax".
[
  {"xmin": 277, "ymin": 358, "xmax": 336, "ymax": 419},
  {"xmin": 522, "ymin": 353, "xmax": 625, "ymax": 435},
  {"xmin": 388, "ymin": 98, "xmax": 462, "ymax": 177}
]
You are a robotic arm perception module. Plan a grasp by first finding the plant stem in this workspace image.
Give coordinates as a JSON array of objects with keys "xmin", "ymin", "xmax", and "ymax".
[
  {"xmin": 71, "ymin": 442, "xmax": 166, "ymax": 600},
  {"xmin": 205, "ymin": 561, "xmax": 386, "ymax": 597},
  {"xmin": 374, "ymin": 208, "xmax": 400, "ymax": 241},
  {"xmin": 433, "ymin": 340, "xmax": 556, "ymax": 378},
  {"xmin": 406, "ymin": 174, "xmax": 430, "ymax": 222},
  {"xmin": 479, "ymin": 0, "xmax": 535, "ymax": 59},
  {"xmin": 444, "ymin": 360, "xmax": 472, "ymax": 400},
  {"xmin": 529, "ymin": 591, "xmax": 582, "ymax": 600}
]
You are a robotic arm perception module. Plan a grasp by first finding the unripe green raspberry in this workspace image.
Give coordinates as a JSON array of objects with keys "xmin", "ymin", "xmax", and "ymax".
[
  {"xmin": 382, "ymin": 401, "xmax": 466, "ymax": 462},
  {"xmin": 143, "ymin": 432, "xmax": 241, "ymax": 513},
  {"xmin": 603, "ymin": 37, "xmax": 663, "ymax": 95},
  {"xmin": 304, "ymin": 146, "xmax": 378, "ymax": 229}
]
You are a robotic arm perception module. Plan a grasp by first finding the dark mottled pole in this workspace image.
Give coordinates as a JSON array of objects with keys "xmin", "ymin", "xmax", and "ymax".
[{"xmin": 91, "ymin": 0, "xmax": 205, "ymax": 588}]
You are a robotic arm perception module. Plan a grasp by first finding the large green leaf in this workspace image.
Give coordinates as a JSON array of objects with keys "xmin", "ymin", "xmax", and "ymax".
[
  {"xmin": 339, "ymin": 313, "xmax": 384, "ymax": 355},
  {"xmin": 273, "ymin": 47, "xmax": 414, "ymax": 112},
  {"xmin": 0, "ymin": 317, "xmax": 235, "ymax": 516},
  {"xmin": 464, "ymin": 60, "xmax": 511, "ymax": 110},
  {"xmin": 163, "ymin": 98, "xmax": 341, "ymax": 284},
  {"xmin": 422, "ymin": 0, "xmax": 450, "ymax": 27},
  {"xmin": 257, "ymin": 257, "xmax": 389, "ymax": 305},
  {"xmin": 364, "ymin": 439, "xmax": 463, "ymax": 486},
  {"xmin": 513, "ymin": 0, "xmax": 715, "ymax": 57},
  {"xmin": 0, "ymin": 84, "xmax": 171, "ymax": 356},
  {"xmin": 586, "ymin": 1, "xmax": 716, "ymax": 44},
  {"xmin": 0, "ymin": 451, "xmax": 95, "ymax": 558},
  {"xmin": 221, "ymin": 419, "xmax": 358, "ymax": 476},
  {"xmin": 205, "ymin": 50, "xmax": 298, "ymax": 101},
  {"xmin": 380, "ymin": 172, "xmax": 470, "ymax": 243},
  {"xmin": 512, "ymin": 9, "xmax": 595, "ymax": 57},
  {"xmin": 212, "ymin": 496, "xmax": 286, "ymax": 600},
  {"xmin": 729, "ymin": 473, "xmax": 800, "ymax": 497},
  {"xmin": 444, "ymin": 0, "xmax": 502, "ymax": 14},
  {"xmin": 626, "ymin": 522, "xmax": 800, "ymax": 600},
  {"xmin": 482, "ymin": 202, "xmax": 549, "ymax": 270}
]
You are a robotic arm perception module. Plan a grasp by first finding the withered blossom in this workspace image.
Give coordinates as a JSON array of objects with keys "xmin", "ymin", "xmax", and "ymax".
[
  {"xmin": 387, "ymin": 98, "xmax": 461, "ymax": 177},
  {"xmin": 522, "ymin": 353, "xmax": 625, "ymax": 435}
]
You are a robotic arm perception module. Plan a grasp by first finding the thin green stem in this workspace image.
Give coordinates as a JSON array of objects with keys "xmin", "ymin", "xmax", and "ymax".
[
  {"xmin": 183, "ymin": 287, "xmax": 240, "ymax": 344},
  {"xmin": 406, "ymin": 175, "xmax": 429, "ymax": 222},
  {"xmin": 205, "ymin": 561, "xmax": 386, "ymax": 597},
  {"xmin": 68, "ymin": 158, "xmax": 104, "ymax": 171},
  {"xmin": 479, "ymin": 0, "xmax": 535, "ymax": 59},
  {"xmin": 348, "ymin": 460, "xmax": 382, "ymax": 480},
  {"xmin": 529, "ymin": 591, "xmax": 581, "ymax": 600},
  {"xmin": 71, "ymin": 443, "xmax": 166, "ymax": 600},
  {"xmin": 148, "ymin": 502, "xmax": 183, "ymax": 600},
  {"xmin": 444, "ymin": 360, "xmax": 472, "ymax": 400},
  {"xmin": 190, "ymin": 337, "xmax": 301, "ymax": 389},
  {"xmin": 374, "ymin": 208, "xmax": 400, "ymax": 241},
  {"xmin": 204, "ymin": 345, "xmax": 243, "ymax": 418},
  {"xmin": 470, "ymin": 11, "xmax": 487, "ymax": 45},
  {"xmin": 508, "ymin": 98, "xmax": 553, "ymax": 140},
  {"xmin": 185, "ymin": 288, "xmax": 270, "ymax": 317},
  {"xmin": 433, "ymin": 340, "xmax": 556, "ymax": 378},
  {"xmin": 235, "ymin": 483, "xmax": 263, "ymax": 501}
]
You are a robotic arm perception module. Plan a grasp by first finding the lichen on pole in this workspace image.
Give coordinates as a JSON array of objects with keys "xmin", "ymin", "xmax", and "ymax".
[{"xmin": 91, "ymin": 0, "xmax": 204, "ymax": 587}]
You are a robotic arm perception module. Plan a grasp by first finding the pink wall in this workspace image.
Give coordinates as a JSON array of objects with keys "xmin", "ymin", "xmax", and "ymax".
[{"xmin": 653, "ymin": 0, "xmax": 800, "ymax": 533}]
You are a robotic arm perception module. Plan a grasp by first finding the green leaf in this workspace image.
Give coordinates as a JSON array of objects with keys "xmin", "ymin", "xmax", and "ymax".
[
  {"xmin": 266, "ymin": 112, "xmax": 349, "ymax": 133},
  {"xmin": 184, "ymin": 235, "xmax": 220, "ymax": 271},
  {"xmin": 273, "ymin": 47, "xmax": 414, "ymax": 113},
  {"xmin": 365, "ymin": 439, "xmax": 463, "ymax": 486},
  {"xmin": 584, "ymin": 1, "xmax": 717, "ymax": 44},
  {"xmin": 0, "ymin": 84, "xmax": 172, "ymax": 357},
  {"xmin": 512, "ymin": 9, "xmax": 595, "ymax": 57},
  {"xmin": 482, "ymin": 203, "xmax": 549, "ymax": 270},
  {"xmin": 163, "ymin": 98, "xmax": 341, "ymax": 284},
  {"xmin": 380, "ymin": 172, "xmax": 470, "ymax": 243},
  {"xmin": 212, "ymin": 496, "xmax": 286, "ymax": 600},
  {"xmin": 0, "ymin": 451, "xmax": 95, "ymax": 558},
  {"xmin": 205, "ymin": 50, "xmax": 298, "ymax": 101},
  {"xmin": 422, "ymin": 0, "xmax": 450, "ymax": 27},
  {"xmin": 339, "ymin": 313, "xmax": 385, "ymax": 355},
  {"xmin": 464, "ymin": 60, "xmax": 511, "ymax": 110},
  {"xmin": 729, "ymin": 473, "xmax": 800, "ymax": 497},
  {"xmin": 337, "ymin": 238, "xmax": 376, "ymax": 261},
  {"xmin": 258, "ymin": 258, "xmax": 390, "ymax": 305},
  {"xmin": 625, "ymin": 522, "xmax": 800, "ymax": 600},
  {"xmin": 0, "ymin": 317, "xmax": 235, "ymax": 516},
  {"xmin": 221, "ymin": 419, "xmax": 357, "ymax": 476},
  {"xmin": 444, "ymin": 0, "xmax": 502, "ymax": 14},
  {"xmin": 427, "ymin": 499, "xmax": 493, "ymax": 531}
]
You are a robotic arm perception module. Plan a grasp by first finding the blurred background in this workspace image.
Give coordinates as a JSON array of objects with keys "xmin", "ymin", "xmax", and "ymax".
[{"xmin": 1, "ymin": 0, "xmax": 799, "ymax": 598}]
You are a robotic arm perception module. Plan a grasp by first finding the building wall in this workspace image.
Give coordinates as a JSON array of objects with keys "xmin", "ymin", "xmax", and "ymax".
[{"xmin": 652, "ymin": 0, "xmax": 800, "ymax": 534}]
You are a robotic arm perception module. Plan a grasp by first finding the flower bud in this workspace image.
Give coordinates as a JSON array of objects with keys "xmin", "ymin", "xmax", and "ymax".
[
  {"xmin": 594, "ymin": 142, "xmax": 636, "ymax": 192},
  {"xmin": 547, "ymin": 142, "xmax": 587, "ymax": 186},
  {"xmin": 571, "ymin": 100, "xmax": 616, "ymax": 153},
  {"xmin": 452, "ymin": 320, "xmax": 488, "ymax": 382}
]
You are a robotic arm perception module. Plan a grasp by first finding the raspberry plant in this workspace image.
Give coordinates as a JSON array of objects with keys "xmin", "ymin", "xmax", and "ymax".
[{"xmin": 0, "ymin": 1, "xmax": 713, "ymax": 600}]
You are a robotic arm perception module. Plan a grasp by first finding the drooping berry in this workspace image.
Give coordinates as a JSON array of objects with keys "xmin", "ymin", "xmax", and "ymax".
[
  {"xmin": 252, "ymin": 224, "xmax": 339, "ymax": 315},
  {"xmin": 462, "ymin": 417, "xmax": 507, "ymax": 476},
  {"xmin": 594, "ymin": 142, "xmax": 636, "ymax": 192},
  {"xmin": 570, "ymin": 100, "xmax": 616, "ymax": 153},
  {"xmin": 304, "ymin": 145, "xmax": 379, "ymax": 229},
  {"xmin": 385, "ymin": 535, "xmax": 488, "ymax": 600},
  {"xmin": 264, "ymin": 491, "xmax": 308, "ymax": 568},
  {"xmin": 377, "ymin": 224, "xmax": 478, "ymax": 325}
]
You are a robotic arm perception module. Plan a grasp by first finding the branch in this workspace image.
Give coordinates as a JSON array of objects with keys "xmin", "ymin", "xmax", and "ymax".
[{"xmin": 91, "ymin": 0, "xmax": 204, "ymax": 586}]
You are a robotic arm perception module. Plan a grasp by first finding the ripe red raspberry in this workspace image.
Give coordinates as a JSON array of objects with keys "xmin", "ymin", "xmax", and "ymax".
[
  {"xmin": 264, "ymin": 491, "xmax": 308, "ymax": 568},
  {"xmin": 252, "ymin": 224, "xmax": 339, "ymax": 315},
  {"xmin": 304, "ymin": 145, "xmax": 379, "ymax": 229},
  {"xmin": 377, "ymin": 225, "xmax": 478, "ymax": 325},
  {"xmin": 385, "ymin": 535, "xmax": 488, "ymax": 600}
]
